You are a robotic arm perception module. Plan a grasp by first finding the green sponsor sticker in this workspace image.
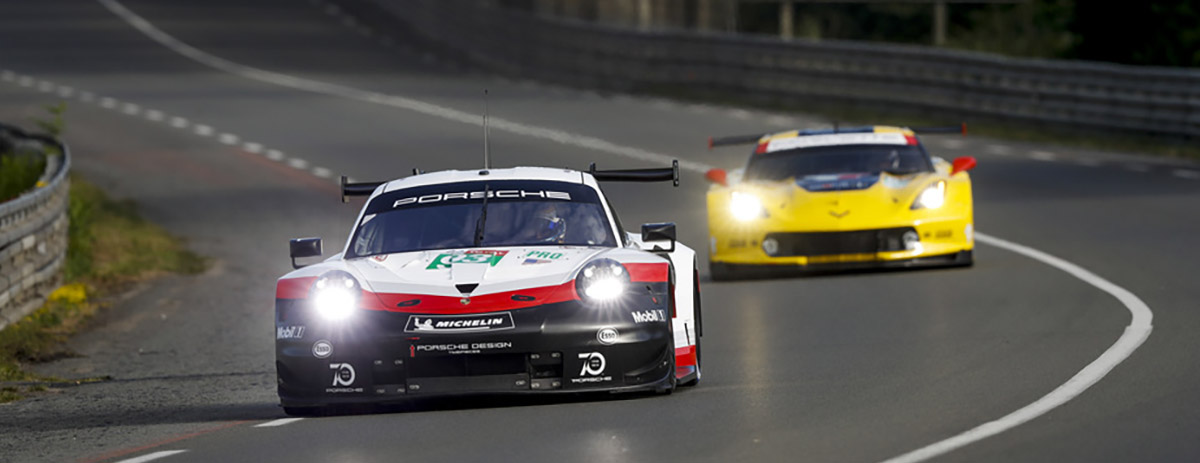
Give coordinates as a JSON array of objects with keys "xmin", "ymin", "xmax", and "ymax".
[{"xmin": 427, "ymin": 250, "xmax": 508, "ymax": 270}]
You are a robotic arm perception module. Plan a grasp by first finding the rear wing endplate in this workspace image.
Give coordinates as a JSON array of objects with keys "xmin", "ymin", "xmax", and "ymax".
[{"xmin": 340, "ymin": 175, "xmax": 384, "ymax": 203}]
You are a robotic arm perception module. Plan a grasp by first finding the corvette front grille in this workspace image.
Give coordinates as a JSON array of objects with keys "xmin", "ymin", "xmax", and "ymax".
[{"xmin": 764, "ymin": 227, "xmax": 916, "ymax": 257}]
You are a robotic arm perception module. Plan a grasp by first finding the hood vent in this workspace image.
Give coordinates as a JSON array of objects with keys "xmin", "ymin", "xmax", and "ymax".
[{"xmin": 455, "ymin": 283, "xmax": 479, "ymax": 295}]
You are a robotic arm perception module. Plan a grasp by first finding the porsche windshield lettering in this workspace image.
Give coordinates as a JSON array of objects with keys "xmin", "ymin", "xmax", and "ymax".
[{"xmin": 393, "ymin": 190, "xmax": 571, "ymax": 208}]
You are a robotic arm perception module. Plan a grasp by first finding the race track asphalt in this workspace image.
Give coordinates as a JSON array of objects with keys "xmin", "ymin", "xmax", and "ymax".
[{"xmin": 1, "ymin": 1, "xmax": 1198, "ymax": 462}]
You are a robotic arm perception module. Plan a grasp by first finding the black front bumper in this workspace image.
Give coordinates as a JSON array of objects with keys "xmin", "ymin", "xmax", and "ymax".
[{"xmin": 275, "ymin": 296, "xmax": 674, "ymax": 407}]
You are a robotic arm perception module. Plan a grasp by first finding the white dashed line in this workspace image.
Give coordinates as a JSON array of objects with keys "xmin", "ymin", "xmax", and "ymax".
[
  {"xmin": 727, "ymin": 109, "xmax": 752, "ymax": 120},
  {"xmin": 266, "ymin": 149, "xmax": 285, "ymax": 161},
  {"xmin": 169, "ymin": 116, "xmax": 189, "ymax": 129},
  {"xmin": 17, "ymin": 75, "xmax": 33, "ymax": 87},
  {"xmin": 1030, "ymin": 150, "xmax": 1057, "ymax": 161},
  {"xmin": 145, "ymin": 109, "xmax": 165, "ymax": 122},
  {"xmin": 254, "ymin": 418, "xmax": 305, "ymax": 428},
  {"xmin": 766, "ymin": 115, "xmax": 795, "ymax": 127},
  {"xmin": 985, "ymin": 144, "xmax": 1012, "ymax": 155},
  {"xmin": 242, "ymin": 142, "xmax": 264, "ymax": 154},
  {"xmin": 122, "ymin": 102, "xmax": 141, "ymax": 115},
  {"xmin": 218, "ymin": 133, "xmax": 240, "ymax": 145},
  {"xmin": 114, "ymin": 450, "xmax": 189, "ymax": 463},
  {"xmin": 0, "ymin": 70, "xmax": 14, "ymax": 81},
  {"xmin": 37, "ymin": 80, "xmax": 55, "ymax": 92},
  {"xmin": 1172, "ymin": 169, "xmax": 1200, "ymax": 179},
  {"xmin": 57, "ymin": 86, "xmax": 75, "ymax": 98},
  {"xmin": 938, "ymin": 139, "xmax": 966, "ymax": 150},
  {"xmin": 288, "ymin": 158, "xmax": 309, "ymax": 169},
  {"xmin": 193, "ymin": 124, "xmax": 214, "ymax": 136},
  {"xmin": 99, "ymin": 97, "xmax": 118, "ymax": 109},
  {"xmin": 312, "ymin": 167, "xmax": 332, "ymax": 178}
]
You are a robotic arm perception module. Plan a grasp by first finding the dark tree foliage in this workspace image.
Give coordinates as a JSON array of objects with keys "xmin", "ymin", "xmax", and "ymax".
[{"xmin": 1070, "ymin": 1, "xmax": 1200, "ymax": 67}]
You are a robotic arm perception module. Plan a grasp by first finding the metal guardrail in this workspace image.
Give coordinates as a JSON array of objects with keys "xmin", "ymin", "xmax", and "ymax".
[
  {"xmin": 0, "ymin": 123, "xmax": 71, "ymax": 331},
  {"xmin": 344, "ymin": 0, "xmax": 1200, "ymax": 138}
]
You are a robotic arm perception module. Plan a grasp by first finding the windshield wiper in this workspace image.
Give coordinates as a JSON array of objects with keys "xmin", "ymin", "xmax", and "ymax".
[{"xmin": 473, "ymin": 184, "xmax": 490, "ymax": 246}]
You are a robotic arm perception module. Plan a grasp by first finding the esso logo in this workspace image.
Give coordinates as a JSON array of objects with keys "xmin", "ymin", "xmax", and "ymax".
[
  {"xmin": 596, "ymin": 328, "xmax": 618, "ymax": 345},
  {"xmin": 312, "ymin": 340, "xmax": 333, "ymax": 358}
]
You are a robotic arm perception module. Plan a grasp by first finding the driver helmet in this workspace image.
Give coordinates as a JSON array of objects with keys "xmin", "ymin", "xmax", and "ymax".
[{"xmin": 533, "ymin": 204, "xmax": 568, "ymax": 244}]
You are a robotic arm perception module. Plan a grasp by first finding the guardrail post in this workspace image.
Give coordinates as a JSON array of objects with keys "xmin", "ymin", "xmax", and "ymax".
[
  {"xmin": 933, "ymin": 1, "xmax": 947, "ymax": 46},
  {"xmin": 779, "ymin": 1, "xmax": 794, "ymax": 40}
]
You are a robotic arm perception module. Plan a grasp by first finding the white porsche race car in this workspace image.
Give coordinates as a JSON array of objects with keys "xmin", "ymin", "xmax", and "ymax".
[{"xmin": 275, "ymin": 163, "xmax": 701, "ymax": 414}]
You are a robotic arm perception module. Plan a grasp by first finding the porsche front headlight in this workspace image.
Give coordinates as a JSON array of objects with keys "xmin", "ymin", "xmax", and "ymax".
[
  {"xmin": 575, "ymin": 259, "xmax": 630, "ymax": 304},
  {"xmin": 730, "ymin": 191, "xmax": 765, "ymax": 221},
  {"xmin": 310, "ymin": 271, "xmax": 361, "ymax": 321},
  {"xmin": 912, "ymin": 181, "xmax": 946, "ymax": 210}
]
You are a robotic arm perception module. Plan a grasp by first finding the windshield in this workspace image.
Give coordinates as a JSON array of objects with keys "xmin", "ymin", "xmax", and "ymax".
[
  {"xmin": 347, "ymin": 180, "xmax": 616, "ymax": 258},
  {"xmin": 744, "ymin": 144, "xmax": 933, "ymax": 181}
]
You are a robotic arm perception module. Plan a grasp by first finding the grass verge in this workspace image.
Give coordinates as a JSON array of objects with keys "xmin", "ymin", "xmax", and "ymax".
[{"xmin": 0, "ymin": 175, "xmax": 206, "ymax": 402}]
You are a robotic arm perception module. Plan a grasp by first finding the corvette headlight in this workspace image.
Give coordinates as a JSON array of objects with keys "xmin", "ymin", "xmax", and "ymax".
[
  {"xmin": 575, "ymin": 259, "xmax": 630, "ymax": 304},
  {"xmin": 310, "ymin": 271, "xmax": 361, "ymax": 321},
  {"xmin": 912, "ymin": 181, "xmax": 946, "ymax": 210},
  {"xmin": 730, "ymin": 191, "xmax": 765, "ymax": 221}
]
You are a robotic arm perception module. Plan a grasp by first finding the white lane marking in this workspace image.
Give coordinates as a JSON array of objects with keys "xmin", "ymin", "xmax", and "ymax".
[
  {"xmin": 243, "ymin": 142, "xmax": 264, "ymax": 154},
  {"xmin": 312, "ymin": 167, "xmax": 332, "ymax": 178},
  {"xmin": 193, "ymin": 124, "xmax": 214, "ymax": 136},
  {"xmin": 728, "ymin": 109, "xmax": 752, "ymax": 120},
  {"xmin": 218, "ymin": 133, "xmax": 240, "ymax": 145},
  {"xmin": 169, "ymin": 116, "xmax": 189, "ymax": 129},
  {"xmin": 0, "ymin": 69, "xmax": 14, "ymax": 81},
  {"xmin": 881, "ymin": 233, "xmax": 1153, "ymax": 463},
  {"xmin": 99, "ymin": 0, "xmax": 707, "ymax": 173},
  {"xmin": 145, "ymin": 109, "xmax": 165, "ymax": 121},
  {"xmin": 288, "ymin": 158, "xmax": 309, "ymax": 169},
  {"xmin": 115, "ymin": 450, "xmax": 189, "ymax": 463},
  {"xmin": 1172, "ymin": 169, "xmax": 1200, "ymax": 179},
  {"xmin": 985, "ymin": 144, "xmax": 1011, "ymax": 155},
  {"xmin": 254, "ymin": 418, "xmax": 305, "ymax": 428},
  {"xmin": 766, "ymin": 115, "xmax": 795, "ymax": 127},
  {"xmin": 37, "ymin": 80, "xmax": 55, "ymax": 92},
  {"xmin": 266, "ymin": 149, "xmax": 285, "ymax": 161},
  {"xmin": 1030, "ymin": 150, "xmax": 1057, "ymax": 161},
  {"xmin": 100, "ymin": 97, "xmax": 118, "ymax": 109},
  {"xmin": 938, "ymin": 139, "xmax": 966, "ymax": 150},
  {"xmin": 57, "ymin": 86, "xmax": 75, "ymax": 97},
  {"xmin": 17, "ymin": 75, "xmax": 34, "ymax": 87},
  {"xmin": 122, "ymin": 102, "xmax": 141, "ymax": 115}
]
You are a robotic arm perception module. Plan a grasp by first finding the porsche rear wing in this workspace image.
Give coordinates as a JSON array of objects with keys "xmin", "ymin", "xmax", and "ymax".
[
  {"xmin": 587, "ymin": 160, "xmax": 680, "ymax": 187},
  {"xmin": 338, "ymin": 161, "xmax": 680, "ymax": 202},
  {"xmin": 708, "ymin": 123, "xmax": 968, "ymax": 148}
]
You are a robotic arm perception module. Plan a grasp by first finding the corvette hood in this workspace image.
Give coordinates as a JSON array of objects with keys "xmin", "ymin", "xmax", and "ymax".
[
  {"xmin": 346, "ymin": 246, "xmax": 606, "ymax": 298},
  {"xmin": 751, "ymin": 172, "xmax": 939, "ymax": 230}
]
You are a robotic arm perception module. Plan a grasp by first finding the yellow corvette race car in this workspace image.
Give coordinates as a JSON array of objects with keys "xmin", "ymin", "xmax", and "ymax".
[{"xmin": 704, "ymin": 125, "xmax": 977, "ymax": 280}]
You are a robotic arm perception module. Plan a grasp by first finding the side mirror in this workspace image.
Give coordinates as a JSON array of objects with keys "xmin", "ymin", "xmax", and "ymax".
[
  {"xmin": 951, "ymin": 156, "xmax": 977, "ymax": 175},
  {"xmin": 705, "ymin": 168, "xmax": 728, "ymax": 186},
  {"xmin": 641, "ymin": 222, "xmax": 676, "ymax": 252},
  {"xmin": 289, "ymin": 237, "xmax": 323, "ymax": 269}
]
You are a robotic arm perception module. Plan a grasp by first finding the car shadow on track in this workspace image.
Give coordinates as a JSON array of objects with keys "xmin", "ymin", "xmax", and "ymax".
[{"xmin": 303, "ymin": 388, "xmax": 690, "ymax": 418}]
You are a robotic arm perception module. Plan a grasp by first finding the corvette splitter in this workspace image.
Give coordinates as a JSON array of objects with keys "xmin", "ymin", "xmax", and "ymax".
[{"xmin": 275, "ymin": 165, "xmax": 701, "ymax": 414}]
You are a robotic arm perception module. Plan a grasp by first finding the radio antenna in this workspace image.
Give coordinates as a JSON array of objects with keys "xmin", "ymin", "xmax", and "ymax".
[{"xmin": 483, "ymin": 89, "xmax": 491, "ymax": 170}]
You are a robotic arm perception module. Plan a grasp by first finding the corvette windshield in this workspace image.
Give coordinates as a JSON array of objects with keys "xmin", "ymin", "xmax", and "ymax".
[
  {"xmin": 348, "ymin": 180, "xmax": 616, "ymax": 258},
  {"xmin": 744, "ymin": 144, "xmax": 933, "ymax": 181}
]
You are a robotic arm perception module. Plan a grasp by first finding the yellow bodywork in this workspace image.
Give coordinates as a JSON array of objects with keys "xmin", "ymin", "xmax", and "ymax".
[{"xmin": 706, "ymin": 128, "xmax": 974, "ymax": 268}]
